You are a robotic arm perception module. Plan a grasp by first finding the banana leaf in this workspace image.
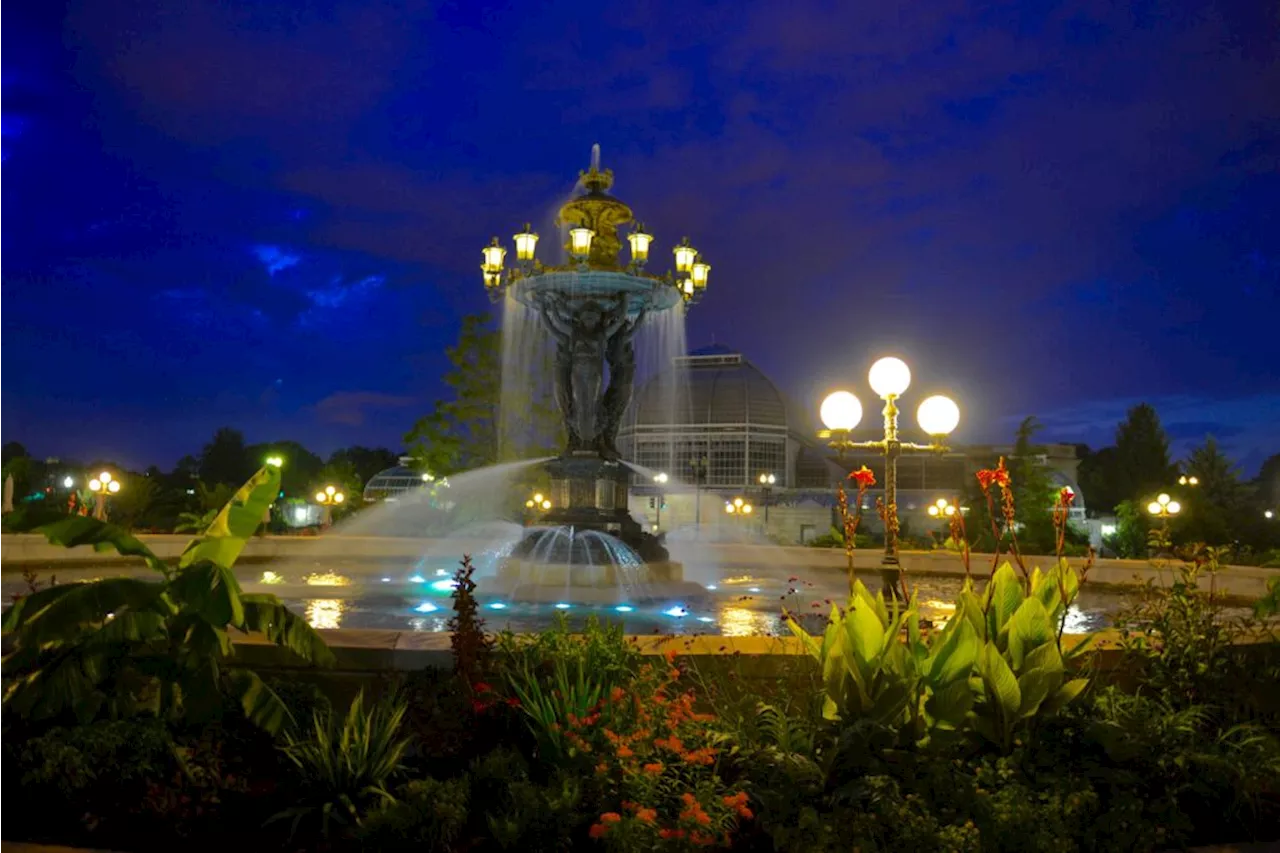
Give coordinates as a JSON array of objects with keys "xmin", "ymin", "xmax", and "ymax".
[
  {"xmin": 5, "ymin": 508, "xmax": 169, "ymax": 577},
  {"xmin": 241, "ymin": 594, "xmax": 337, "ymax": 667},
  {"xmin": 178, "ymin": 464, "xmax": 280, "ymax": 571}
]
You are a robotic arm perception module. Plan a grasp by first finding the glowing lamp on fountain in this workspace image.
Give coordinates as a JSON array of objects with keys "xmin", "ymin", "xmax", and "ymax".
[
  {"xmin": 673, "ymin": 237, "xmax": 697, "ymax": 274},
  {"xmin": 627, "ymin": 223, "xmax": 652, "ymax": 267},
  {"xmin": 513, "ymin": 224, "xmax": 538, "ymax": 263},
  {"xmin": 568, "ymin": 226, "xmax": 594, "ymax": 260}
]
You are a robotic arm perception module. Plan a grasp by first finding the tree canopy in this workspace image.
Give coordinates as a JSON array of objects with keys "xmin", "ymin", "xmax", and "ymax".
[
  {"xmin": 1112, "ymin": 404, "xmax": 1175, "ymax": 504},
  {"xmin": 404, "ymin": 313, "xmax": 560, "ymax": 476}
]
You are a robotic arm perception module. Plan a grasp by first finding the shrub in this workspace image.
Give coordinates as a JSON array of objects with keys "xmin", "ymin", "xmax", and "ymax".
[
  {"xmin": 357, "ymin": 777, "xmax": 469, "ymax": 851},
  {"xmin": 273, "ymin": 690, "xmax": 410, "ymax": 839}
]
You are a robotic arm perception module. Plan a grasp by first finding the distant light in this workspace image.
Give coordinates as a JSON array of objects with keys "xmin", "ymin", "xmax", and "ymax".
[
  {"xmin": 697, "ymin": 616, "xmax": 715, "ymax": 623},
  {"xmin": 435, "ymin": 568, "xmax": 448, "ymax": 576},
  {"xmin": 409, "ymin": 574, "xmax": 427, "ymax": 583},
  {"xmin": 62, "ymin": 476, "xmax": 74, "ymax": 488},
  {"xmin": 615, "ymin": 604, "xmax": 634, "ymax": 613},
  {"xmin": 555, "ymin": 602, "xmax": 571, "ymax": 609},
  {"xmin": 187, "ymin": 489, "xmax": 197, "ymax": 495},
  {"xmin": 488, "ymin": 602, "xmax": 507, "ymax": 610},
  {"xmin": 264, "ymin": 455, "xmax": 284, "ymax": 468},
  {"xmin": 1101, "ymin": 524, "xmax": 1117, "ymax": 535},
  {"xmin": 381, "ymin": 577, "xmax": 391, "ymax": 583},
  {"xmin": 663, "ymin": 606, "xmax": 688, "ymax": 618},
  {"xmin": 705, "ymin": 584, "xmax": 717, "ymax": 591},
  {"xmin": 1266, "ymin": 510, "xmax": 1275, "ymax": 520},
  {"xmin": 430, "ymin": 579, "xmax": 456, "ymax": 592},
  {"xmin": 414, "ymin": 602, "xmax": 439, "ymax": 613},
  {"xmin": 748, "ymin": 587, "xmax": 761, "ymax": 593},
  {"xmin": 293, "ymin": 507, "xmax": 308, "ymax": 522},
  {"xmin": 260, "ymin": 571, "xmax": 282, "ymax": 585}
]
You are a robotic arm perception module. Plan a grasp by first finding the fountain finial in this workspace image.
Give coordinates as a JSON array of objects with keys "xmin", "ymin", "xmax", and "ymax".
[{"xmin": 580, "ymin": 143, "xmax": 613, "ymax": 193}]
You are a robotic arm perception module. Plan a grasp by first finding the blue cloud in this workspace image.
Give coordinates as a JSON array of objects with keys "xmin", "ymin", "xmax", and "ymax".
[{"xmin": 252, "ymin": 244, "xmax": 301, "ymax": 276}]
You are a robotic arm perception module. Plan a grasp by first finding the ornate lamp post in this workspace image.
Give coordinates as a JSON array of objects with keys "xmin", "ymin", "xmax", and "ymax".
[
  {"xmin": 525, "ymin": 492, "xmax": 553, "ymax": 522},
  {"xmin": 1147, "ymin": 493, "xmax": 1181, "ymax": 528},
  {"xmin": 87, "ymin": 471, "xmax": 121, "ymax": 521},
  {"xmin": 927, "ymin": 497, "xmax": 957, "ymax": 519},
  {"xmin": 725, "ymin": 497, "xmax": 753, "ymax": 519},
  {"xmin": 315, "ymin": 484, "xmax": 345, "ymax": 527},
  {"xmin": 653, "ymin": 472, "xmax": 668, "ymax": 531},
  {"xmin": 819, "ymin": 357, "xmax": 960, "ymax": 597},
  {"xmin": 758, "ymin": 473, "xmax": 776, "ymax": 526}
]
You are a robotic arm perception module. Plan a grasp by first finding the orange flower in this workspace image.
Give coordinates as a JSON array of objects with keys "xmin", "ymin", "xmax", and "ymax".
[
  {"xmin": 589, "ymin": 823, "xmax": 608, "ymax": 839},
  {"xmin": 664, "ymin": 647, "xmax": 678, "ymax": 664},
  {"xmin": 692, "ymin": 810, "xmax": 711, "ymax": 826},
  {"xmin": 595, "ymin": 762, "xmax": 608, "ymax": 775},
  {"xmin": 643, "ymin": 762, "xmax": 664, "ymax": 774},
  {"xmin": 659, "ymin": 828, "xmax": 686, "ymax": 840},
  {"xmin": 690, "ymin": 831, "xmax": 715, "ymax": 846},
  {"xmin": 681, "ymin": 792, "xmax": 697, "ymax": 806},
  {"xmin": 616, "ymin": 745, "xmax": 634, "ymax": 758},
  {"xmin": 723, "ymin": 792, "xmax": 749, "ymax": 808},
  {"xmin": 636, "ymin": 808, "xmax": 657, "ymax": 824},
  {"xmin": 610, "ymin": 686, "xmax": 626, "ymax": 702},
  {"xmin": 601, "ymin": 812, "xmax": 622, "ymax": 824},
  {"xmin": 737, "ymin": 806, "xmax": 754, "ymax": 820}
]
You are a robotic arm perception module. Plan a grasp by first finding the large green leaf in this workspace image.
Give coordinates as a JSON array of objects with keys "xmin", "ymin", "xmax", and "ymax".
[
  {"xmin": 979, "ymin": 643, "xmax": 1021, "ymax": 719},
  {"xmin": 958, "ymin": 590, "xmax": 988, "ymax": 641},
  {"xmin": 1041, "ymin": 678, "xmax": 1089, "ymax": 716},
  {"xmin": 926, "ymin": 616, "xmax": 980, "ymax": 687},
  {"xmin": 6, "ymin": 509, "xmax": 169, "ymax": 577},
  {"xmin": 1005, "ymin": 597, "xmax": 1054, "ymax": 672},
  {"xmin": 927, "ymin": 678, "xmax": 975, "ymax": 729},
  {"xmin": 168, "ymin": 561, "xmax": 245, "ymax": 628},
  {"xmin": 986, "ymin": 563, "xmax": 1024, "ymax": 641},
  {"xmin": 241, "ymin": 594, "xmax": 337, "ymax": 667},
  {"xmin": 5, "ymin": 578, "xmax": 170, "ymax": 647},
  {"xmin": 178, "ymin": 465, "xmax": 280, "ymax": 571},
  {"xmin": 226, "ymin": 668, "xmax": 293, "ymax": 734}
]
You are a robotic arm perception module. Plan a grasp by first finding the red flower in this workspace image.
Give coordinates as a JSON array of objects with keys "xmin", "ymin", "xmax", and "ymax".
[
  {"xmin": 589, "ymin": 823, "xmax": 608, "ymax": 839},
  {"xmin": 976, "ymin": 457, "xmax": 1011, "ymax": 491},
  {"xmin": 849, "ymin": 465, "xmax": 876, "ymax": 488},
  {"xmin": 1059, "ymin": 486, "xmax": 1076, "ymax": 505},
  {"xmin": 505, "ymin": 696, "xmax": 521, "ymax": 708},
  {"xmin": 472, "ymin": 681, "xmax": 493, "ymax": 694}
]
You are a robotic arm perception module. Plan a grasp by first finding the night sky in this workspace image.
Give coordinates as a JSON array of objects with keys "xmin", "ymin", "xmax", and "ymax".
[{"xmin": 4, "ymin": 0, "xmax": 1277, "ymax": 472}]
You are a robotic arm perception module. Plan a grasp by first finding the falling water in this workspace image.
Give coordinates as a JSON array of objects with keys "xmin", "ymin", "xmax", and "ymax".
[{"xmin": 499, "ymin": 291, "xmax": 558, "ymax": 460}]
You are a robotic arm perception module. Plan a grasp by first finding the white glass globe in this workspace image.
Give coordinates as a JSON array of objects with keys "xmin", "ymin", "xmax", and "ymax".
[
  {"xmin": 868, "ymin": 357, "xmax": 911, "ymax": 397},
  {"xmin": 820, "ymin": 391, "xmax": 863, "ymax": 431},
  {"xmin": 1166, "ymin": 500, "xmax": 1181, "ymax": 514},
  {"xmin": 1147, "ymin": 501, "xmax": 1162, "ymax": 515},
  {"xmin": 916, "ymin": 395, "xmax": 960, "ymax": 436}
]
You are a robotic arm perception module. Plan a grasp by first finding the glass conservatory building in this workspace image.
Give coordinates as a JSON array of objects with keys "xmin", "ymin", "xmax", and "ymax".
[{"xmin": 362, "ymin": 457, "xmax": 433, "ymax": 502}]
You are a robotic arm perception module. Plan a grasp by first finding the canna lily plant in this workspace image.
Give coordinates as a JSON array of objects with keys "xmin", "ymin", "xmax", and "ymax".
[
  {"xmin": 1, "ymin": 464, "xmax": 335, "ymax": 733},
  {"xmin": 784, "ymin": 562, "xmax": 1091, "ymax": 752}
]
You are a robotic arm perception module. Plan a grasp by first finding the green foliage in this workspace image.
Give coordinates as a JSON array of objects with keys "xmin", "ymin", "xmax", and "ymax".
[
  {"xmin": 275, "ymin": 690, "xmax": 411, "ymax": 839},
  {"xmin": 404, "ymin": 313, "xmax": 560, "ymax": 474},
  {"xmin": 198, "ymin": 427, "xmax": 255, "ymax": 488},
  {"xmin": 1112, "ymin": 403, "xmax": 1176, "ymax": 504},
  {"xmin": 1180, "ymin": 435, "xmax": 1256, "ymax": 546},
  {"xmin": 497, "ymin": 611, "xmax": 642, "ymax": 688},
  {"xmin": 1007, "ymin": 416, "xmax": 1058, "ymax": 552},
  {"xmin": 1103, "ymin": 500, "xmax": 1149, "ymax": 558},
  {"xmin": 1115, "ymin": 551, "xmax": 1279, "ymax": 722},
  {"xmin": 447, "ymin": 556, "xmax": 492, "ymax": 686},
  {"xmin": 106, "ymin": 473, "xmax": 159, "ymax": 531},
  {"xmin": 357, "ymin": 777, "xmax": 469, "ymax": 851},
  {"xmin": 1, "ymin": 465, "xmax": 334, "ymax": 732}
]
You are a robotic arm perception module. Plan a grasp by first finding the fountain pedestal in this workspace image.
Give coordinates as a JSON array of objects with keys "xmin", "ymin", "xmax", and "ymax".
[{"xmin": 535, "ymin": 453, "xmax": 668, "ymax": 563}]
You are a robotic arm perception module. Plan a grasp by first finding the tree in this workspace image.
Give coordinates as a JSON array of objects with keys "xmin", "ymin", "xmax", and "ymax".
[
  {"xmin": 247, "ymin": 440, "xmax": 324, "ymax": 497},
  {"xmin": 1007, "ymin": 416, "xmax": 1058, "ymax": 553},
  {"xmin": 328, "ymin": 446, "xmax": 399, "ymax": 485},
  {"xmin": 404, "ymin": 314, "xmax": 560, "ymax": 475},
  {"xmin": 2, "ymin": 441, "xmax": 29, "ymax": 467},
  {"xmin": 1112, "ymin": 404, "xmax": 1175, "ymax": 505},
  {"xmin": 198, "ymin": 427, "xmax": 253, "ymax": 487},
  {"xmin": 1077, "ymin": 446, "xmax": 1123, "ymax": 516},
  {"xmin": 108, "ymin": 472, "xmax": 160, "ymax": 532},
  {"xmin": 1254, "ymin": 453, "xmax": 1280, "ymax": 510},
  {"xmin": 1182, "ymin": 435, "xmax": 1252, "ymax": 546}
]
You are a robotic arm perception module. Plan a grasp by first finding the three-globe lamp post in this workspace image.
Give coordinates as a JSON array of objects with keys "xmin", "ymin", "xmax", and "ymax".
[
  {"xmin": 87, "ymin": 471, "xmax": 122, "ymax": 522},
  {"xmin": 525, "ymin": 492, "xmax": 552, "ymax": 522},
  {"xmin": 819, "ymin": 357, "xmax": 960, "ymax": 597},
  {"xmin": 315, "ymin": 485, "xmax": 345, "ymax": 527},
  {"xmin": 725, "ymin": 497, "xmax": 753, "ymax": 521}
]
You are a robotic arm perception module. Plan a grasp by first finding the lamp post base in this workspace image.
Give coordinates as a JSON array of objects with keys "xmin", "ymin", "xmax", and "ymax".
[{"xmin": 879, "ymin": 558, "xmax": 904, "ymax": 600}]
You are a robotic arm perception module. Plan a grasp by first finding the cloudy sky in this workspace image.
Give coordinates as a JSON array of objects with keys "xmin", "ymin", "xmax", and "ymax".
[{"xmin": 3, "ymin": 0, "xmax": 1277, "ymax": 472}]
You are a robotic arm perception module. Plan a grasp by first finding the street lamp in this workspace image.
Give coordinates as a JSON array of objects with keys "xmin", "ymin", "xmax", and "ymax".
[
  {"xmin": 927, "ymin": 497, "xmax": 957, "ymax": 518},
  {"xmin": 264, "ymin": 455, "xmax": 284, "ymax": 469},
  {"xmin": 688, "ymin": 455, "xmax": 709, "ymax": 535},
  {"xmin": 87, "ymin": 471, "xmax": 122, "ymax": 521},
  {"xmin": 653, "ymin": 472, "xmax": 669, "ymax": 531},
  {"xmin": 725, "ymin": 497, "xmax": 753, "ymax": 516},
  {"xmin": 758, "ymin": 473, "xmax": 776, "ymax": 526},
  {"xmin": 1147, "ymin": 493, "xmax": 1181, "ymax": 521},
  {"xmin": 525, "ymin": 492, "xmax": 552, "ymax": 520},
  {"xmin": 819, "ymin": 357, "xmax": 960, "ymax": 597},
  {"xmin": 1178, "ymin": 475, "xmax": 1200, "ymax": 487},
  {"xmin": 315, "ymin": 484, "xmax": 345, "ymax": 526}
]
